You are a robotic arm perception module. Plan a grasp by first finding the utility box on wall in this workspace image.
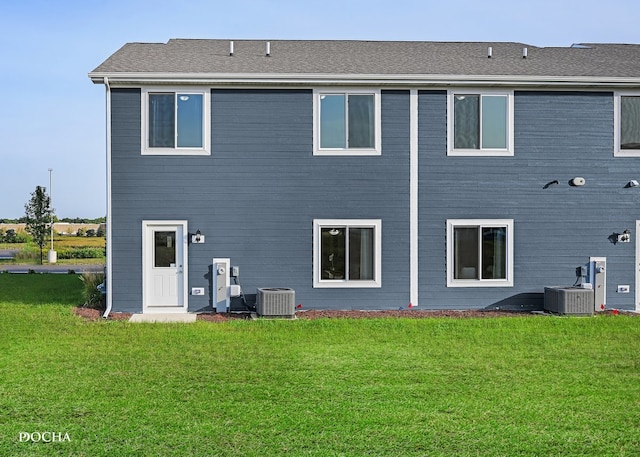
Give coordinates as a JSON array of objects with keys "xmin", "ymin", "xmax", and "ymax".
[
  {"xmin": 213, "ymin": 258, "xmax": 230, "ymax": 313},
  {"xmin": 589, "ymin": 257, "xmax": 606, "ymax": 312}
]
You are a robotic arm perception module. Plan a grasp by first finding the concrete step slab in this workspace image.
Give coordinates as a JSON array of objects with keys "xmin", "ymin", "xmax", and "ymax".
[{"xmin": 129, "ymin": 313, "xmax": 197, "ymax": 323}]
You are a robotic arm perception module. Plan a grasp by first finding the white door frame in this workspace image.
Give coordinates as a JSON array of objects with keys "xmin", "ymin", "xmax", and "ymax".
[{"xmin": 142, "ymin": 220, "xmax": 188, "ymax": 314}]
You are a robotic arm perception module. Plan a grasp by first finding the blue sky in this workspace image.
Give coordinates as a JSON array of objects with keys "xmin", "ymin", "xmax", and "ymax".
[{"xmin": 1, "ymin": 0, "xmax": 638, "ymax": 218}]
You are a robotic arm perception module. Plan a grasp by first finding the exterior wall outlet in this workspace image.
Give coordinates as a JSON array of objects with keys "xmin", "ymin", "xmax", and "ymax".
[
  {"xmin": 191, "ymin": 287, "xmax": 205, "ymax": 296},
  {"xmin": 617, "ymin": 285, "xmax": 630, "ymax": 293}
]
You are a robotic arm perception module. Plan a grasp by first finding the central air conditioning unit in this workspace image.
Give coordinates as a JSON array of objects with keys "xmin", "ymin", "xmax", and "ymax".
[
  {"xmin": 544, "ymin": 287, "xmax": 594, "ymax": 315},
  {"xmin": 256, "ymin": 288, "xmax": 295, "ymax": 317}
]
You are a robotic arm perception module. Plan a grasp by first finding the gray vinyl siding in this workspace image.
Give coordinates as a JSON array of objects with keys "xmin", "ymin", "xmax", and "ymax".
[
  {"xmin": 209, "ymin": 89, "xmax": 410, "ymax": 311},
  {"xmin": 111, "ymin": 87, "xmax": 637, "ymax": 313},
  {"xmin": 109, "ymin": 88, "xmax": 410, "ymax": 312},
  {"xmin": 419, "ymin": 90, "xmax": 639, "ymax": 310},
  {"xmin": 110, "ymin": 89, "xmax": 142, "ymax": 312}
]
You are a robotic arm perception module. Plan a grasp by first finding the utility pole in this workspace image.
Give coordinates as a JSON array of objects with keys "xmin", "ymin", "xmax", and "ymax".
[{"xmin": 47, "ymin": 168, "xmax": 57, "ymax": 264}]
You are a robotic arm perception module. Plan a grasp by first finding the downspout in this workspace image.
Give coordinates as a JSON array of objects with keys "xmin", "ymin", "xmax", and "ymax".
[
  {"xmin": 102, "ymin": 77, "xmax": 113, "ymax": 318},
  {"xmin": 409, "ymin": 89, "xmax": 419, "ymax": 308}
]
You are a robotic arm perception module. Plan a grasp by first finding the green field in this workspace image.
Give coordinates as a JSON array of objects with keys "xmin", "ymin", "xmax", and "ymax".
[
  {"xmin": 0, "ymin": 235, "xmax": 105, "ymax": 250},
  {"xmin": 0, "ymin": 235, "xmax": 105, "ymax": 265},
  {"xmin": 1, "ymin": 274, "xmax": 639, "ymax": 456}
]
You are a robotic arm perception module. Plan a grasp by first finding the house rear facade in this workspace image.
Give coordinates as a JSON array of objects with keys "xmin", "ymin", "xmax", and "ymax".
[{"xmin": 89, "ymin": 39, "xmax": 640, "ymax": 315}]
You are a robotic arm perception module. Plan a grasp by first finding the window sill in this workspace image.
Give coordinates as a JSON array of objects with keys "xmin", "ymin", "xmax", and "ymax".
[
  {"xmin": 314, "ymin": 148, "xmax": 381, "ymax": 157},
  {"xmin": 314, "ymin": 280, "xmax": 382, "ymax": 288},
  {"xmin": 142, "ymin": 148, "xmax": 211, "ymax": 156},
  {"xmin": 614, "ymin": 149, "xmax": 640, "ymax": 158},
  {"xmin": 447, "ymin": 280, "xmax": 513, "ymax": 288},
  {"xmin": 447, "ymin": 149, "xmax": 513, "ymax": 157}
]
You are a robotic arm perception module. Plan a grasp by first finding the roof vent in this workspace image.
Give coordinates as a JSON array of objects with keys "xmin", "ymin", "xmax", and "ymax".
[
  {"xmin": 229, "ymin": 40, "xmax": 234, "ymax": 57},
  {"xmin": 522, "ymin": 47, "xmax": 528, "ymax": 59},
  {"xmin": 266, "ymin": 41, "xmax": 271, "ymax": 57},
  {"xmin": 487, "ymin": 46, "xmax": 492, "ymax": 58}
]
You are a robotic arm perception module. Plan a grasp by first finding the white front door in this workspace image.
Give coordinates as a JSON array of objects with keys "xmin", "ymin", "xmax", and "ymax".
[{"xmin": 143, "ymin": 221, "xmax": 188, "ymax": 313}]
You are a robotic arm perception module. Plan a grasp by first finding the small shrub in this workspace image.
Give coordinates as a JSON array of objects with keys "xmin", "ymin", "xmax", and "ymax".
[
  {"xmin": 86, "ymin": 229, "xmax": 96, "ymax": 237},
  {"xmin": 2, "ymin": 229, "xmax": 30, "ymax": 243},
  {"xmin": 96, "ymin": 227, "xmax": 105, "ymax": 237},
  {"xmin": 79, "ymin": 272, "xmax": 106, "ymax": 309},
  {"xmin": 13, "ymin": 246, "xmax": 40, "ymax": 261},
  {"xmin": 3, "ymin": 229, "xmax": 16, "ymax": 243},
  {"xmin": 76, "ymin": 228, "xmax": 85, "ymax": 237},
  {"xmin": 57, "ymin": 247, "xmax": 105, "ymax": 259}
]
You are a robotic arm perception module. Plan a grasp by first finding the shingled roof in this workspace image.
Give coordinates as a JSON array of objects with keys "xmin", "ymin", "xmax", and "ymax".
[{"xmin": 89, "ymin": 39, "xmax": 640, "ymax": 86}]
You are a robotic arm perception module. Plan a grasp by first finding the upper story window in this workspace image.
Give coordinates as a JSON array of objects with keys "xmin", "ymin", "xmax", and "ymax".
[
  {"xmin": 141, "ymin": 88, "xmax": 210, "ymax": 155},
  {"xmin": 313, "ymin": 90, "xmax": 381, "ymax": 156},
  {"xmin": 313, "ymin": 219, "xmax": 382, "ymax": 288},
  {"xmin": 446, "ymin": 219, "xmax": 514, "ymax": 287},
  {"xmin": 614, "ymin": 92, "xmax": 640, "ymax": 157},
  {"xmin": 447, "ymin": 90, "xmax": 514, "ymax": 156}
]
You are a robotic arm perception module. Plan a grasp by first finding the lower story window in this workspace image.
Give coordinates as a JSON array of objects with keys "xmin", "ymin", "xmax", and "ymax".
[
  {"xmin": 313, "ymin": 219, "xmax": 382, "ymax": 288},
  {"xmin": 447, "ymin": 219, "xmax": 513, "ymax": 287}
]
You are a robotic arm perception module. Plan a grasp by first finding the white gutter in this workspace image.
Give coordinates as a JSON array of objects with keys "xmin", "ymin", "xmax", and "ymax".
[
  {"xmin": 89, "ymin": 72, "xmax": 640, "ymax": 88},
  {"xmin": 102, "ymin": 77, "xmax": 113, "ymax": 319}
]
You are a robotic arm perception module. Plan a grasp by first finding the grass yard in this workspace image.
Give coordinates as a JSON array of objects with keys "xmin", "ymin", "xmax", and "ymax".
[{"xmin": 1, "ymin": 275, "xmax": 639, "ymax": 456}]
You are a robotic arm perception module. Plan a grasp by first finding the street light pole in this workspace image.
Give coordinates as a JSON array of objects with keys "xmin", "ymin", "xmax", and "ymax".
[
  {"xmin": 47, "ymin": 168, "xmax": 56, "ymax": 264},
  {"xmin": 48, "ymin": 168, "xmax": 53, "ymax": 250}
]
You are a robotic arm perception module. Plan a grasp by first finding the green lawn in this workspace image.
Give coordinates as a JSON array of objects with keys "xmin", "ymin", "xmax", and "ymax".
[{"xmin": 1, "ymin": 274, "xmax": 639, "ymax": 456}]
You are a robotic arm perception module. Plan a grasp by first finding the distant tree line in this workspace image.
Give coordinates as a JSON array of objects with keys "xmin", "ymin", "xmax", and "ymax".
[{"xmin": 0, "ymin": 216, "xmax": 106, "ymax": 224}]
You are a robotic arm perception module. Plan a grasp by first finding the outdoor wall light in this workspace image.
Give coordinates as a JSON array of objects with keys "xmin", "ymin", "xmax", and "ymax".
[
  {"xmin": 191, "ymin": 229, "xmax": 205, "ymax": 244},
  {"xmin": 627, "ymin": 180, "xmax": 639, "ymax": 188},
  {"xmin": 618, "ymin": 230, "xmax": 631, "ymax": 243},
  {"xmin": 611, "ymin": 230, "xmax": 631, "ymax": 244}
]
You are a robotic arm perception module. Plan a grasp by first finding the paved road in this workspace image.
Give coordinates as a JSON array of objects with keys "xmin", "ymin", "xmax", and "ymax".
[
  {"xmin": 0, "ymin": 249, "xmax": 19, "ymax": 260},
  {"xmin": 0, "ymin": 249, "xmax": 104, "ymax": 273},
  {"xmin": 0, "ymin": 263, "xmax": 105, "ymax": 274}
]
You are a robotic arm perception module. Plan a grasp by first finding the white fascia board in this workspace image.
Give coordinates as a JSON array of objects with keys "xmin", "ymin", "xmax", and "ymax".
[{"xmin": 89, "ymin": 72, "xmax": 640, "ymax": 88}]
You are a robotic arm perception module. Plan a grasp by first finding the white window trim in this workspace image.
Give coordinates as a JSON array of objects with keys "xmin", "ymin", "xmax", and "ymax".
[
  {"xmin": 313, "ymin": 89, "xmax": 382, "ymax": 156},
  {"xmin": 446, "ymin": 219, "xmax": 514, "ymax": 288},
  {"xmin": 141, "ymin": 87, "xmax": 211, "ymax": 156},
  {"xmin": 447, "ymin": 89, "xmax": 514, "ymax": 157},
  {"xmin": 614, "ymin": 91, "xmax": 640, "ymax": 157},
  {"xmin": 313, "ymin": 219, "xmax": 382, "ymax": 288}
]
